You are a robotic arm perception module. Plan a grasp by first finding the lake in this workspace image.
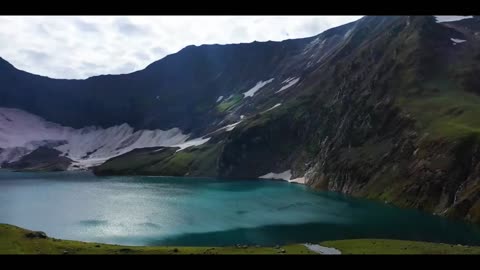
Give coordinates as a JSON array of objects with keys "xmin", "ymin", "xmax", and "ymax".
[{"xmin": 1, "ymin": 170, "xmax": 480, "ymax": 246}]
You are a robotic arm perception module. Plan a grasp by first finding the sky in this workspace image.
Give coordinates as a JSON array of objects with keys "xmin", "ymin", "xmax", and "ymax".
[{"xmin": 0, "ymin": 16, "xmax": 362, "ymax": 79}]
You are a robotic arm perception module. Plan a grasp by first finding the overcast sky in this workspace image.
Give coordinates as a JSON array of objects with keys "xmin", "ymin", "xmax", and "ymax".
[{"xmin": 0, "ymin": 16, "xmax": 362, "ymax": 79}]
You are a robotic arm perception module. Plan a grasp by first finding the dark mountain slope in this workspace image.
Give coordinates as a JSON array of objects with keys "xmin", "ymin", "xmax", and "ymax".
[
  {"xmin": 4, "ymin": 147, "xmax": 72, "ymax": 172},
  {"xmin": 0, "ymin": 29, "xmax": 352, "ymax": 133}
]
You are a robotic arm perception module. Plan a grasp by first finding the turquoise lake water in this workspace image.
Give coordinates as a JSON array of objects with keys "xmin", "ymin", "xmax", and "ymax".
[{"xmin": 1, "ymin": 170, "xmax": 480, "ymax": 246}]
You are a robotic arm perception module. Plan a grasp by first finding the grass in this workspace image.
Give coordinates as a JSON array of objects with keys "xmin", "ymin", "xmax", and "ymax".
[
  {"xmin": 94, "ymin": 144, "xmax": 222, "ymax": 177},
  {"xmin": 216, "ymin": 94, "xmax": 243, "ymax": 112},
  {"xmin": 146, "ymin": 143, "xmax": 222, "ymax": 176},
  {"xmin": 0, "ymin": 224, "xmax": 314, "ymax": 255},
  {"xmin": 93, "ymin": 147, "xmax": 178, "ymax": 175},
  {"xmin": 321, "ymin": 239, "xmax": 480, "ymax": 254},
  {"xmin": 398, "ymin": 79, "xmax": 480, "ymax": 141},
  {"xmin": 150, "ymin": 150, "xmax": 195, "ymax": 176},
  {"xmin": 3, "ymin": 224, "xmax": 480, "ymax": 254}
]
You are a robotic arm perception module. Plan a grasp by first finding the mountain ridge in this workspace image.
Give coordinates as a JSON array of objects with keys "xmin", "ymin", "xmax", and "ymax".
[{"xmin": 0, "ymin": 27, "xmax": 328, "ymax": 131}]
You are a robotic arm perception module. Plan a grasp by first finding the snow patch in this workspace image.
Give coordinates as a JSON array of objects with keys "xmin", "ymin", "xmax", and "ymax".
[
  {"xmin": 240, "ymin": 115, "xmax": 245, "ymax": 120},
  {"xmin": 303, "ymin": 37, "xmax": 321, "ymax": 54},
  {"xmin": 290, "ymin": 177, "xmax": 306, "ymax": 184},
  {"xmin": 435, "ymin": 16, "xmax": 473, "ymax": 23},
  {"xmin": 207, "ymin": 120, "xmax": 244, "ymax": 135},
  {"xmin": 0, "ymin": 107, "xmax": 189, "ymax": 168},
  {"xmin": 451, "ymin": 38, "xmax": 467, "ymax": 45},
  {"xmin": 172, "ymin": 137, "xmax": 210, "ymax": 152},
  {"xmin": 225, "ymin": 121, "xmax": 242, "ymax": 131},
  {"xmin": 69, "ymin": 158, "xmax": 111, "ymax": 170},
  {"xmin": 242, "ymin": 78, "xmax": 274, "ymax": 98},
  {"xmin": 259, "ymin": 170, "xmax": 306, "ymax": 184},
  {"xmin": 282, "ymin": 77, "xmax": 295, "ymax": 84},
  {"xmin": 303, "ymin": 244, "xmax": 341, "ymax": 255},
  {"xmin": 276, "ymin": 78, "xmax": 300, "ymax": 93},
  {"xmin": 262, "ymin": 103, "xmax": 282, "ymax": 114},
  {"xmin": 260, "ymin": 170, "xmax": 292, "ymax": 181},
  {"xmin": 216, "ymin": 96, "xmax": 224, "ymax": 103}
]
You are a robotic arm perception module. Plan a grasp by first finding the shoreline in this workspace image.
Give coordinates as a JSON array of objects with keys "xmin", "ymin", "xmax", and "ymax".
[
  {"xmin": 0, "ymin": 169, "xmax": 307, "ymax": 185},
  {"xmin": 2, "ymin": 223, "xmax": 480, "ymax": 254}
]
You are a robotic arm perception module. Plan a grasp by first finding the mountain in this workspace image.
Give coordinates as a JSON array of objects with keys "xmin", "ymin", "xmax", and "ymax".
[
  {"xmin": 2, "ymin": 15, "xmax": 480, "ymax": 224},
  {"xmin": 0, "ymin": 32, "xmax": 328, "ymax": 133},
  {"xmin": 0, "ymin": 107, "xmax": 189, "ymax": 168}
]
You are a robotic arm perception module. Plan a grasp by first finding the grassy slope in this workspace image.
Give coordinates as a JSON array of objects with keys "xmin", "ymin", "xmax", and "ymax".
[
  {"xmin": 91, "ymin": 147, "xmax": 178, "ymax": 175},
  {"xmin": 3, "ymin": 224, "xmax": 480, "ymax": 254},
  {"xmin": 322, "ymin": 239, "xmax": 480, "ymax": 254},
  {"xmin": 0, "ymin": 224, "xmax": 313, "ymax": 255},
  {"xmin": 216, "ymin": 94, "xmax": 243, "ymax": 112},
  {"xmin": 398, "ymin": 81, "xmax": 480, "ymax": 141},
  {"xmin": 146, "ymin": 144, "xmax": 221, "ymax": 176},
  {"xmin": 94, "ymin": 144, "xmax": 222, "ymax": 177}
]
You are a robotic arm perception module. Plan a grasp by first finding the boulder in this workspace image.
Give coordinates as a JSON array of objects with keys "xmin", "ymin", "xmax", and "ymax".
[{"xmin": 25, "ymin": 231, "xmax": 47, "ymax": 239}]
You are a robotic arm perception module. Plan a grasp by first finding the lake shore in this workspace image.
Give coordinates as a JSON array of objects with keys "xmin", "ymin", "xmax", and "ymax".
[
  {"xmin": 3, "ymin": 223, "xmax": 480, "ymax": 255},
  {"xmin": 4, "ymin": 171, "xmax": 480, "ymax": 248}
]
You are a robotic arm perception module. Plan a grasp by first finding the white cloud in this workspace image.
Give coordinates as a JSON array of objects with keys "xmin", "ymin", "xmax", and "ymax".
[
  {"xmin": 73, "ymin": 19, "xmax": 99, "ymax": 33},
  {"xmin": 0, "ymin": 16, "xmax": 362, "ymax": 79}
]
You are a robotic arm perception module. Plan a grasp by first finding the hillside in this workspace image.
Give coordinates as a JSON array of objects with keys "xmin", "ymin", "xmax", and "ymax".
[{"xmin": 2, "ymin": 223, "xmax": 480, "ymax": 254}]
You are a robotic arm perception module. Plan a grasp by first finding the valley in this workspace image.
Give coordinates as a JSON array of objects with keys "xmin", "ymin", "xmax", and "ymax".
[{"xmin": 2, "ymin": 16, "xmax": 480, "ymax": 253}]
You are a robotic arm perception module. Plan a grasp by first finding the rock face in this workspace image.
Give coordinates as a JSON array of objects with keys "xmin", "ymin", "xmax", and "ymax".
[
  {"xmin": 4, "ymin": 16, "xmax": 480, "ymax": 224},
  {"xmin": 4, "ymin": 147, "xmax": 73, "ymax": 172}
]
